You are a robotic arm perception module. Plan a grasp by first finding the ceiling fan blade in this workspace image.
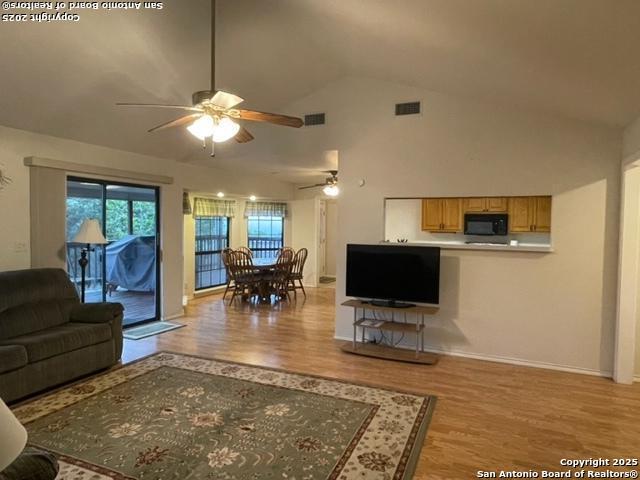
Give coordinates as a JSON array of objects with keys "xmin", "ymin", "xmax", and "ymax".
[
  {"xmin": 235, "ymin": 126, "xmax": 254, "ymax": 143},
  {"xmin": 298, "ymin": 184, "xmax": 326, "ymax": 190},
  {"xmin": 116, "ymin": 103, "xmax": 204, "ymax": 112},
  {"xmin": 148, "ymin": 113, "xmax": 202, "ymax": 133},
  {"xmin": 211, "ymin": 90, "xmax": 244, "ymax": 109},
  {"xmin": 236, "ymin": 109, "xmax": 304, "ymax": 128}
]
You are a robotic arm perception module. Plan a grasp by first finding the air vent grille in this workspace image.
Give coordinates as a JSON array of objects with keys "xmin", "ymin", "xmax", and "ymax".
[
  {"xmin": 304, "ymin": 113, "xmax": 326, "ymax": 126},
  {"xmin": 395, "ymin": 101, "xmax": 421, "ymax": 116}
]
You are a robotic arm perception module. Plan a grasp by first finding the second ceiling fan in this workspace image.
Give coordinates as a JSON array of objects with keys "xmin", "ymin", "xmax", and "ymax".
[
  {"xmin": 298, "ymin": 170, "xmax": 339, "ymax": 197},
  {"xmin": 117, "ymin": 0, "xmax": 303, "ymax": 156}
]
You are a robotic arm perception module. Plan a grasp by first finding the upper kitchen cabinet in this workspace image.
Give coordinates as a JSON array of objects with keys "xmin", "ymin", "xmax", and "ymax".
[
  {"xmin": 508, "ymin": 196, "xmax": 552, "ymax": 233},
  {"xmin": 421, "ymin": 198, "xmax": 462, "ymax": 233},
  {"xmin": 462, "ymin": 197, "xmax": 508, "ymax": 213}
]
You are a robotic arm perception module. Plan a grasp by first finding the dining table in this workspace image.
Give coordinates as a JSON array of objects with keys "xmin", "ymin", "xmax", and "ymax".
[{"xmin": 250, "ymin": 258, "xmax": 283, "ymax": 303}]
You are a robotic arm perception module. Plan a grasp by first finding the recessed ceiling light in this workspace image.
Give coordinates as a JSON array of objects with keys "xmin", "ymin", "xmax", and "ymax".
[
  {"xmin": 249, "ymin": 195, "xmax": 257, "ymax": 202},
  {"xmin": 217, "ymin": 192, "xmax": 224, "ymax": 198}
]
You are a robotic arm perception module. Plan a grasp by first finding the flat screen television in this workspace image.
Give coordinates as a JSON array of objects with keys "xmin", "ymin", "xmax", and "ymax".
[{"xmin": 346, "ymin": 244, "xmax": 440, "ymax": 307}]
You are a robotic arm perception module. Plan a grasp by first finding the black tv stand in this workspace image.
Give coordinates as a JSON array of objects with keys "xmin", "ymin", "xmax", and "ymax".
[
  {"xmin": 367, "ymin": 299, "xmax": 416, "ymax": 309},
  {"xmin": 340, "ymin": 299, "xmax": 439, "ymax": 364}
]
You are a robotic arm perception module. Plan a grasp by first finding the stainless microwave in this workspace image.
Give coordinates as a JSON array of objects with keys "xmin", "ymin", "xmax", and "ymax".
[{"xmin": 464, "ymin": 213, "xmax": 508, "ymax": 236}]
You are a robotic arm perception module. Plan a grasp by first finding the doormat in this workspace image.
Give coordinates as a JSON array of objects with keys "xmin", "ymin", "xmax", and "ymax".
[
  {"xmin": 15, "ymin": 352, "xmax": 436, "ymax": 479},
  {"xmin": 123, "ymin": 321, "xmax": 184, "ymax": 340}
]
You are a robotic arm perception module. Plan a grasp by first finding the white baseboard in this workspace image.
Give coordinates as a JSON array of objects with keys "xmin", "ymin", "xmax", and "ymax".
[
  {"xmin": 334, "ymin": 335, "xmax": 612, "ymax": 379},
  {"xmin": 634, "ymin": 375, "xmax": 640, "ymax": 383},
  {"xmin": 193, "ymin": 285, "xmax": 226, "ymax": 299},
  {"xmin": 162, "ymin": 310, "xmax": 185, "ymax": 321}
]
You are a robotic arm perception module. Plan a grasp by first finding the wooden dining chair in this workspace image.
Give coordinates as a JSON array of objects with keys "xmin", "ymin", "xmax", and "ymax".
[
  {"xmin": 277, "ymin": 247, "xmax": 294, "ymax": 257},
  {"xmin": 288, "ymin": 248, "xmax": 308, "ymax": 298},
  {"xmin": 228, "ymin": 250, "xmax": 259, "ymax": 305},
  {"xmin": 271, "ymin": 248, "xmax": 294, "ymax": 301},
  {"xmin": 221, "ymin": 248, "xmax": 234, "ymax": 300},
  {"xmin": 237, "ymin": 246, "xmax": 253, "ymax": 258}
]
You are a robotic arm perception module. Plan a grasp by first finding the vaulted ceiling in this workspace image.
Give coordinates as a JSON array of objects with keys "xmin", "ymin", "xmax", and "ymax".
[{"xmin": 1, "ymin": 0, "xmax": 639, "ymax": 182}]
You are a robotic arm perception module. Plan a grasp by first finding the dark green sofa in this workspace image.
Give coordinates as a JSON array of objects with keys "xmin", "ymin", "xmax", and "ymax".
[{"xmin": 0, "ymin": 268, "xmax": 123, "ymax": 403}]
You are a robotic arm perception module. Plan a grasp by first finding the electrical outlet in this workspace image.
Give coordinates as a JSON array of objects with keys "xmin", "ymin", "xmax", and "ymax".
[{"xmin": 14, "ymin": 242, "xmax": 27, "ymax": 253}]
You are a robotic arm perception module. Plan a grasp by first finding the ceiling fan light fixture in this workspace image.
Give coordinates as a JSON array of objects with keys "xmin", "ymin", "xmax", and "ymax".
[
  {"xmin": 212, "ymin": 117, "xmax": 240, "ymax": 142},
  {"xmin": 323, "ymin": 184, "xmax": 339, "ymax": 197},
  {"xmin": 187, "ymin": 115, "xmax": 215, "ymax": 140}
]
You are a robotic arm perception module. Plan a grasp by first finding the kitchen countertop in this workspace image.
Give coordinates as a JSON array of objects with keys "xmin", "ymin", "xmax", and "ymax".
[{"xmin": 385, "ymin": 240, "xmax": 554, "ymax": 253}]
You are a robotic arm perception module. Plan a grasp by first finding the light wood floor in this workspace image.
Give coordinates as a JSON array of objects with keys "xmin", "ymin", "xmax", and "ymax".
[{"xmin": 123, "ymin": 287, "xmax": 640, "ymax": 479}]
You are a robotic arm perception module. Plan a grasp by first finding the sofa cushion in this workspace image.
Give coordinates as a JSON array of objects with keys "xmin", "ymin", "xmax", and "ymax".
[
  {"xmin": 0, "ymin": 323, "xmax": 112, "ymax": 363},
  {"xmin": 0, "ymin": 269, "xmax": 79, "ymax": 340},
  {"xmin": 0, "ymin": 299, "xmax": 78, "ymax": 341},
  {"xmin": 0, "ymin": 345, "xmax": 28, "ymax": 374}
]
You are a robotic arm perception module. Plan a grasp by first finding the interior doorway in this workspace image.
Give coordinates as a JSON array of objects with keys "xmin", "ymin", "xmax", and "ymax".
[
  {"xmin": 66, "ymin": 177, "xmax": 161, "ymax": 326},
  {"xmin": 319, "ymin": 199, "xmax": 337, "ymax": 285}
]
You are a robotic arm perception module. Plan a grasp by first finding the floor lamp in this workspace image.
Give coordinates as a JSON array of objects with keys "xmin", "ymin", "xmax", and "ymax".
[{"xmin": 72, "ymin": 219, "xmax": 108, "ymax": 303}]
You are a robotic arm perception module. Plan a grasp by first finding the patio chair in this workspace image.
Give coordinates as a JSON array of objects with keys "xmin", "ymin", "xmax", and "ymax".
[{"xmin": 288, "ymin": 248, "xmax": 308, "ymax": 298}]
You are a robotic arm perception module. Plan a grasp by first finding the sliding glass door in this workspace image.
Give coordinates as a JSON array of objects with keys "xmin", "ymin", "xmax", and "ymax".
[{"xmin": 66, "ymin": 177, "xmax": 160, "ymax": 327}]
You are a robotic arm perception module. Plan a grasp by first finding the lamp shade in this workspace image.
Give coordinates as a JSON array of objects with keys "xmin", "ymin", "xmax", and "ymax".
[
  {"xmin": 72, "ymin": 219, "xmax": 107, "ymax": 244},
  {"xmin": 0, "ymin": 398, "xmax": 27, "ymax": 471}
]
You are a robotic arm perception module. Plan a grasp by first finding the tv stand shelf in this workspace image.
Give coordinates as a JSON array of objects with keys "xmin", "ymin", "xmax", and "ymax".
[
  {"xmin": 341, "ymin": 300, "xmax": 439, "ymax": 365},
  {"xmin": 355, "ymin": 318, "xmax": 425, "ymax": 333}
]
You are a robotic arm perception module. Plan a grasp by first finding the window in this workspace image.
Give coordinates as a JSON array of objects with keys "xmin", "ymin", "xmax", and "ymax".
[
  {"xmin": 247, "ymin": 216, "xmax": 284, "ymax": 261},
  {"xmin": 195, "ymin": 216, "xmax": 230, "ymax": 290}
]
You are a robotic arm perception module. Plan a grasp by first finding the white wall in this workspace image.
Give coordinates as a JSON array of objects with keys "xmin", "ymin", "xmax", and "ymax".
[
  {"xmin": 0, "ymin": 125, "xmax": 294, "ymax": 319},
  {"xmin": 267, "ymin": 76, "xmax": 622, "ymax": 375},
  {"xmin": 290, "ymin": 198, "xmax": 319, "ymax": 286},
  {"xmin": 623, "ymin": 115, "xmax": 640, "ymax": 162}
]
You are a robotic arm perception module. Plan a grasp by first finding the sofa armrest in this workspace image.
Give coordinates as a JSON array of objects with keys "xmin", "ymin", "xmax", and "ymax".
[
  {"xmin": 70, "ymin": 302, "xmax": 124, "ymax": 323},
  {"xmin": 70, "ymin": 302, "xmax": 124, "ymax": 362},
  {"xmin": 0, "ymin": 447, "xmax": 59, "ymax": 480}
]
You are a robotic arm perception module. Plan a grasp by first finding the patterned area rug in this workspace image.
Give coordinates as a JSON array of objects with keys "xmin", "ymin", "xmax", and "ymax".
[{"xmin": 13, "ymin": 352, "xmax": 436, "ymax": 479}]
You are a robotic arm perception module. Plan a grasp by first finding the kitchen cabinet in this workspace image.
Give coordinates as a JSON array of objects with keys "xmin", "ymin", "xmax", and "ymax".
[
  {"xmin": 486, "ymin": 197, "xmax": 508, "ymax": 212},
  {"xmin": 462, "ymin": 197, "xmax": 508, "ymax": 213},
  {"xmin": 419, "ymin": 196, "xmax": 552, "ymax": 234},
  {"xmin": 508, "ymin": 196, "xmax": 551, "ymax": 233},
  {"xmin": 421, "ymin": 199, "xmax": 443, "ymax": 231},
  {"xmin": 532, "ymin": 196, "xmax": 551, "ymax": 232},
  {"xmin": 421, "ymin": 198, "xmax": 461, "ymax": 232}
]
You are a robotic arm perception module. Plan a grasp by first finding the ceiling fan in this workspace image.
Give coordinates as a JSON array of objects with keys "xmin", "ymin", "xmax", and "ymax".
[
  {"xmin": 298, "ymin": 170, "xmax": 339, "ymax": 196},
  {"xmin": 116, "ymin": 0, "xmax": 303, "ymax": 156}
]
